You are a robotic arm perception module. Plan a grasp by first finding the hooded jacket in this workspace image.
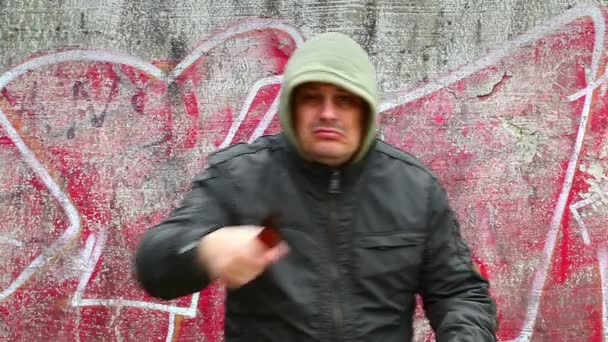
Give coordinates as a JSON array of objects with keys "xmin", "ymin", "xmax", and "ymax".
[{"xmin": 135, "ymin": 32, "xmax": 497, "ymax": 341}]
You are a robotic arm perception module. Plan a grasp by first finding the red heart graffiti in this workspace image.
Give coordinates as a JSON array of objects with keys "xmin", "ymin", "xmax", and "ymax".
[{"xmin": 0, "ymin": 18, "xmax": 299, "ymax": 341}]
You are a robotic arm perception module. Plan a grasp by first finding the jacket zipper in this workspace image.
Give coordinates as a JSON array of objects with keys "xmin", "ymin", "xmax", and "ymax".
[{"xmin": 327, "ymin": 170, "xmax": 345, "ymax": 341}]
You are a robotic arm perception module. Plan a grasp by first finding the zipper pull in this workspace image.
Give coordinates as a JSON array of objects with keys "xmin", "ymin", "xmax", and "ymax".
[{"xmin": 328, "ymin": 171, "xmax": 341, "ymax": 194}]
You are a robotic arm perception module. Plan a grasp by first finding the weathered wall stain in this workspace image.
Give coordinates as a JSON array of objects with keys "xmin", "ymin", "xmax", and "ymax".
[{"xmin": 1, "ymin": 1, "xmax": 608, "ymax": 341}]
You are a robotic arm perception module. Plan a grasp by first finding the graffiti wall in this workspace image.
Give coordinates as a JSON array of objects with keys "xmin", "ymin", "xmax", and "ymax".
[{"xmin": 1, "ymin": 0, "xmax": 607, "ymax": 341}]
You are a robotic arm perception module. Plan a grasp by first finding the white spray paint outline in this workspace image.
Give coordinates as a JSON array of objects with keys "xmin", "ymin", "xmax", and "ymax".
[{"xmin": 570, "ymin": 181, "xmax": 608, "ymax": 246}]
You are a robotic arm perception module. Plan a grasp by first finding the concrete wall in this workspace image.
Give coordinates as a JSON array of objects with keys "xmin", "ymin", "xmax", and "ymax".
[{"xmin": 1, "ymin": 0, "xmax": 607, "ymax": 340}]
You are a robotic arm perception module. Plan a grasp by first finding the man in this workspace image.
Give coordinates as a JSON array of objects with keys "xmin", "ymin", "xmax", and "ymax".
[{"xmin": 135, "ymin": 32, "xmax": 497, "ymax": 341}]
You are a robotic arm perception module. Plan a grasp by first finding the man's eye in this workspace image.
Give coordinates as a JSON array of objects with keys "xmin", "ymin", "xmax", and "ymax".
[{"xmin": 336, "ymin": 95, "xmax": 356, "ymax": 105}]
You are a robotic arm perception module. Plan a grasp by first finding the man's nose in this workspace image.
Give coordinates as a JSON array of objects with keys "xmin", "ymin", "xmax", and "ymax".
[{"xmin": 319, "ymin": 99, "xmax": 338, "ymax": 120}]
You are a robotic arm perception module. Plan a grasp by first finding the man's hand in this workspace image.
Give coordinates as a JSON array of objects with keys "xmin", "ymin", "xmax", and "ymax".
[{"xmin": 198, "ymin": 226, "xmax": 289, "ymax": 288}]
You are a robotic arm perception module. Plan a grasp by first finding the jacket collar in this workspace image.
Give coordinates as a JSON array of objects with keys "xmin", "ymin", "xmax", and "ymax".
[{"xmin": 279, "ymin": 133, "xmax": 376, "ymax": 194}]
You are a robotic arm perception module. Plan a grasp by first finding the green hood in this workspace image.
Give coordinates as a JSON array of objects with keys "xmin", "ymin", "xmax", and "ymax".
[{"xmin": 279, "ymin": 32, "xmax": 378, "ymax": 164}]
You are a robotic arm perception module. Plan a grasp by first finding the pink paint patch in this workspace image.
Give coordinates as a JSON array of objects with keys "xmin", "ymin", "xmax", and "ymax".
[{"xmin": 432, "ymin": 115, "xmax": 446, "ymax": 124}]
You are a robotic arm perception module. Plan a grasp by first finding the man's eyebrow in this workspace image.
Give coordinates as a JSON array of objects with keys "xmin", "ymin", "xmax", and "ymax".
[{"xmin": 298, "ymin": 87, "xmax": 320, "ymax": 93}]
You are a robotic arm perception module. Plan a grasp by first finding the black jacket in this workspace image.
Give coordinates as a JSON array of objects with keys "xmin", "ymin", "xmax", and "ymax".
[{"xmin": 135, "ymin": 134, "xmax": 498, "ymax": 341}]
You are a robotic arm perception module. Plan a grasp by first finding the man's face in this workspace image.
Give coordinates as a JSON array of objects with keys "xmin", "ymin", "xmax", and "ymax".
[{"xmin": 293, "ymin": 82, "xmax": 366, "ymax": 167}]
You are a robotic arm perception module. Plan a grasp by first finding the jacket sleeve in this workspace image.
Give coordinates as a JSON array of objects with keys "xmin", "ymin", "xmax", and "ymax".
[
  {"xmin": 134, "ymin": 164, "xmax": 233, "ymax": 300},
  {"xmin": 419, "ymin": 181, "xmax": 498, "ymax": 341}
]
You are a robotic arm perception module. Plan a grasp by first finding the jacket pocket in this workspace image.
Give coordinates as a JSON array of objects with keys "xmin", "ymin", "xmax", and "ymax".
[
  {"xmin": 354, "ymin": 232, "xmax": 425, "ymax": 290},
  {"xmin": 357, "ymin": 232, "xmax": 425, "ymax": 249}
]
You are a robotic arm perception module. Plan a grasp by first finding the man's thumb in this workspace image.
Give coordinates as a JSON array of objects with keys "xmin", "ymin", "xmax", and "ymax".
[{"xmin": 261, "ymin": 242, "xmax": 289, "ymax": 264}]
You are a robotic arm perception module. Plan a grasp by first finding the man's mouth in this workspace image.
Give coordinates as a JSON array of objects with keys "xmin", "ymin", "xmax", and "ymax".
[{"xmin": 313, "ymin": 128, "xmax": 343, "ymax": 139}]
